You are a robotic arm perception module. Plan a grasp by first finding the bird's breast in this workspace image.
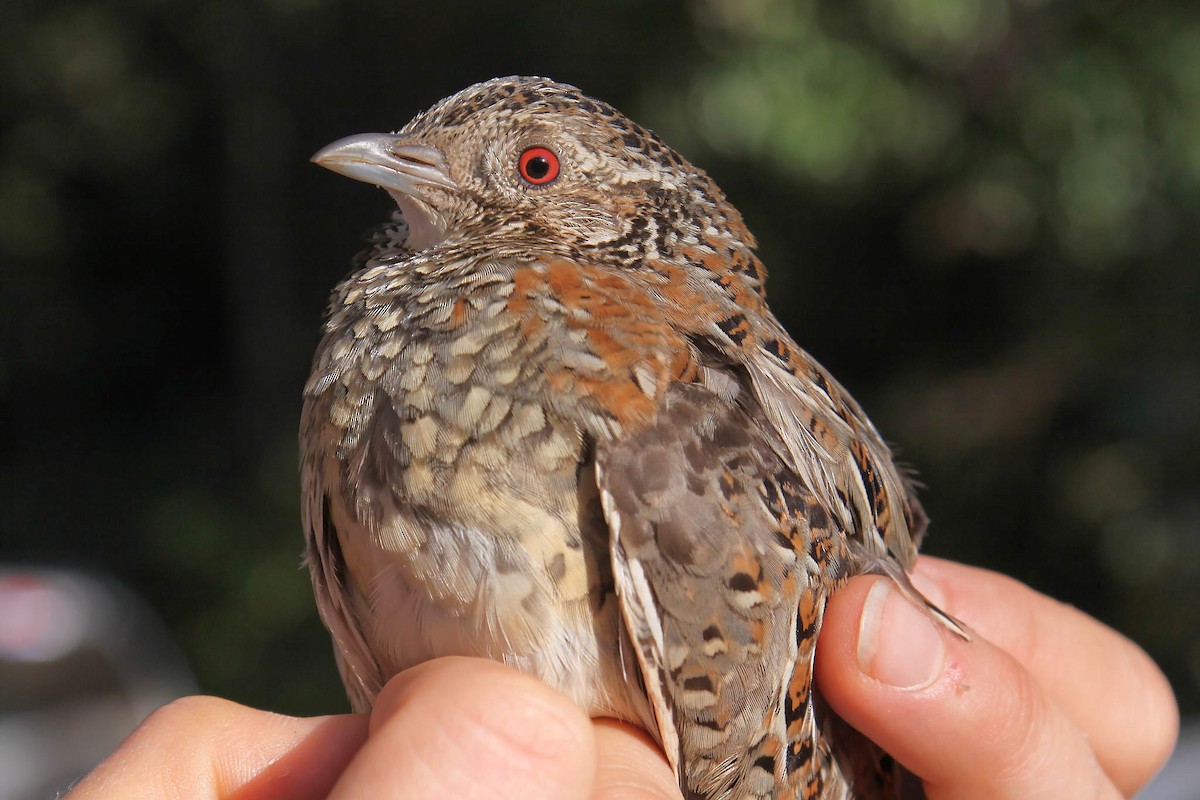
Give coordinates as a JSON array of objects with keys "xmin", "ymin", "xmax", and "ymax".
[{"xmin": 307, "ymin": 298, "xmax": 653, "ymax": 721}]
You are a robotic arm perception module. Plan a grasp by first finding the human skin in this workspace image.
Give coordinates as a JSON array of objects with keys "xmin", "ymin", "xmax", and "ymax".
[{"xmin": 65, "ymin": 557, "xmax": 1178, "ymax": 800}]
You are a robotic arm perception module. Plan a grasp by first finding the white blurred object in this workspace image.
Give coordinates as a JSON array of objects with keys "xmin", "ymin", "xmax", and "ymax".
[{"xmin": 0, "ymin": 567, "xmax": 197, "ymax": 800}]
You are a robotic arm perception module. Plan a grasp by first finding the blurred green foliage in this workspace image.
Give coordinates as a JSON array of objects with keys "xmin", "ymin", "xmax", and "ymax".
[{"xmin": 2, "ymin": 0, "xmax": 1197, "ymax": 716}]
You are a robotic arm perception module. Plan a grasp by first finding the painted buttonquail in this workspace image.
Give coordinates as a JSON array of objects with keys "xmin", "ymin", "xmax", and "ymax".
[{"xmin": 303, "ymin": 76, "xmax": 959, "ymax": 800}]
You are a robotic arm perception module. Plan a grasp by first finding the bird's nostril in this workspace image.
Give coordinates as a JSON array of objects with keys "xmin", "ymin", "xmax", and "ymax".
[{"xmin": 393, "ymin": 151, "xmax": 436, "ymax": 168}]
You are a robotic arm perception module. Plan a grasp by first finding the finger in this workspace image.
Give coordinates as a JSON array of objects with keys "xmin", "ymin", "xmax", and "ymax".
[
  {"xmin": 592, "ymin": 718, "xmax": 682, "ymax": 800},
  {"xmin": 817, "ymin": 576, "xmax": 1123, "ymax": 800},
  {"xmin": 330, "ymin": 657, "xmax": 597, "ymax": 800},
  {"xmin": 914, "ymin": 557, "xmax": 1179, "ymax": 793},
  {"xmin": 65, "ymin": 695, "xmax": 367, "ymax": 800}
]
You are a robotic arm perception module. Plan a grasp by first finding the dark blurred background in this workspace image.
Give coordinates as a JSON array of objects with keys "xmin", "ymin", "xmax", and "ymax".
[{"xmin": 2, "ymin": 0, "xmax": 1197, "ymax": 726}]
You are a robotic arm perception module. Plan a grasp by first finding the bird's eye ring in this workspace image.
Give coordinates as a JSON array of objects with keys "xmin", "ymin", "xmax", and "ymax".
[{"xmin": 518, "ymin": 147, "xmax": 560, "ymax": 185}]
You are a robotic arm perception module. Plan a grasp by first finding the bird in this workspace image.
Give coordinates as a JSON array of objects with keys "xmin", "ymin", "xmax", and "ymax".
[{"xmin": 302, "ymin": 76, "xmax": 959, "ymax": 800}]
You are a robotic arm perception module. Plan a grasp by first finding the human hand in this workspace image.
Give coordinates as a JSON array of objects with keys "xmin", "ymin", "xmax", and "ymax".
[
  {"xmin": 817, "ymin": 556, "xmax": 1179, "ymax": 799},
  {"xmin": 63, "ymin": 657, "xmax": 679, "ymax": 800},
  {"xmin": 67, "ymin": 558, "xmax": 1177, "ymax": 799}
]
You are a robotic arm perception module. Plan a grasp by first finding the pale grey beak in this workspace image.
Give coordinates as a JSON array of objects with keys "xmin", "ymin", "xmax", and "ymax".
[
  {"xmin": 311, "ymin": 134, "xmax": 457, "ymax": 196},
  {"xmin": 312, "ymin": 133, "xmax": 458, "ymax": 251}
]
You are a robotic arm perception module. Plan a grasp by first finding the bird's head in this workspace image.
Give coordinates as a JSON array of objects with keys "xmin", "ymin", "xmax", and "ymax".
[{"xmin": 312, "ymin": 76, "xmax": 755, "ymax": 264}]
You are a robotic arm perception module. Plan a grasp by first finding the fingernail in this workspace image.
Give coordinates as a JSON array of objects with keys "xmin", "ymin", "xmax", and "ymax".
[{"xmin": 857, "ymin": 579, "xmax": 945, "ymax": 690}]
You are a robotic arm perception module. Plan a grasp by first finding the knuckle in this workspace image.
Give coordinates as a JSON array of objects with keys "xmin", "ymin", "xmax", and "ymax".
[{"xmin": 135, "ymin": 695, "xmax": 238, "ymax": 746}]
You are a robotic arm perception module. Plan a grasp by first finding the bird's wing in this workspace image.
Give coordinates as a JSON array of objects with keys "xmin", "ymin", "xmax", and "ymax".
[
  {"xmin": 733, "ymin": 321, "xmax": 965, "ymax": 640},
  {"xmin": 301, "ymin": 390, "xmax": 386, "ymax": 713},
  {"xmin": 596, "ymin": 380, "xmax": 856, "ymax": 800}
]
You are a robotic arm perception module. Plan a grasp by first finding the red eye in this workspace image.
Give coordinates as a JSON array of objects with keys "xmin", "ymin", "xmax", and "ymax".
[{"xmin": 518, "ymin": 146, "xmax": 560, "ymax": 185}]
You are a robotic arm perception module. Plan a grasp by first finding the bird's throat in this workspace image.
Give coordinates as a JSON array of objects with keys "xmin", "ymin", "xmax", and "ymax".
[{"xmin": 390, "ymin": 192, "xmax": 450, "ymax": 252}]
